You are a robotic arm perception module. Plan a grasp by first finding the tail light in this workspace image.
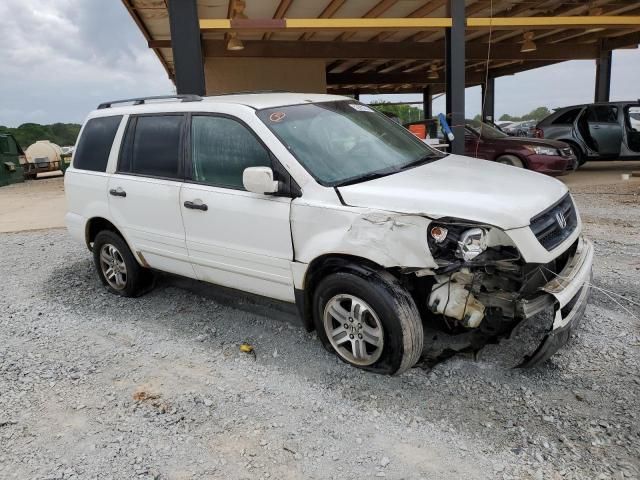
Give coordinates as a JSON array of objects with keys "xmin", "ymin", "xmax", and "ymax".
[{"xmin": 533, "ymin": 128, "xmax": 544, "ymax": 138}]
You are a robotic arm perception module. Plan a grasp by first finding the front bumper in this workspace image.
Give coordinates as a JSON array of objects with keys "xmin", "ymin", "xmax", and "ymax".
[
  {"xmin": 517, "ymin": 236, "xmax": 594, "ymax": 367},
  {"xmin": 526, "ymin": 154, "xmax": 577, "ymax": 177}
]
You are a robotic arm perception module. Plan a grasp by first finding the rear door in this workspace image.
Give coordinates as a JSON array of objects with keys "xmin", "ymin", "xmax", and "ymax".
[
  {"xmin": 181, "ymin": 113, "xmax": 295, "ymax": 302},
  {"xmin": 108, "ymin": 113, "xmax": 194, "ymax": 278},
  {"xmin": 583, "ymin": 105, "xmax": 622, "ymax": 156}
]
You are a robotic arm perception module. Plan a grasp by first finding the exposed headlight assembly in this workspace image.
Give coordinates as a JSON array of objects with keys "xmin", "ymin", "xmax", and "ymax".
[
  {"xmin": 526, "ymin": 145, "xmax": 558, "ymax": 156},
  {"xmin": 428, "ymin": 222, "xmax": 488, "ymax": 262},
  {"xmin": 456, "ymin": 227, "xmax": 487, "ymax": 261}
]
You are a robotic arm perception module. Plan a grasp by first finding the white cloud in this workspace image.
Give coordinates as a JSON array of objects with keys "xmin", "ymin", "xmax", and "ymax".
[{"xmin": 0, "ymin": 0, "xmax": 173, "ymax": 127}]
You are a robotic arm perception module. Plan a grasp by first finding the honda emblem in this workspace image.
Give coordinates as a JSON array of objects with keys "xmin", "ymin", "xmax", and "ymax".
[{"xmin": 555, "ymin": 211, "xmax": 567, "ymax": 229}]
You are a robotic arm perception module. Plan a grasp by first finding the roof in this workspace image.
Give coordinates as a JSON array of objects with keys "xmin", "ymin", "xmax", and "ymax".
[
  {"xmin": 201, "ymin": 91, "xmax": 347, "ymax": 109},
  {"xmin": 123, "ymin": 0, "xmax": 640, "ymax": 94},
  {"xmin": 89, "ymin": 92, "xmax": 350, "ymax": 117}
]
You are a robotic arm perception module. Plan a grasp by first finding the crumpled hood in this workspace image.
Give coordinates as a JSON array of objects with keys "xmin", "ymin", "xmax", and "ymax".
[{"xmin": 337, "ymin": 154, "xmax": 569, "ymax": 229}]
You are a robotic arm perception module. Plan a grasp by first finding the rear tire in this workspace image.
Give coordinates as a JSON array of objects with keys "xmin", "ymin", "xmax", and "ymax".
[
  {"xmin": 92, "ymin": 230, "xmax": 152, "ymax": 297},
  {"xmin": 496, "ymin": 155, "xmax": 525, "ymax": 168},
  {"xmin": 312, "ymin": 269, "xmax": 423, "ymax": 375}
]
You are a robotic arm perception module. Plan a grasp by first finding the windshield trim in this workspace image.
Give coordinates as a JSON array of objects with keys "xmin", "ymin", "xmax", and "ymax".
[{"xmin": 255, "ymin": 100, "xmax": 446, "ymax": 188}]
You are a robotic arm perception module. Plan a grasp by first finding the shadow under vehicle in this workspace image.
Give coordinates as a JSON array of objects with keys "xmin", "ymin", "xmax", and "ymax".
[{"xmin": 536, "ymin": 101, "xmax": 640, "ymax": 166}]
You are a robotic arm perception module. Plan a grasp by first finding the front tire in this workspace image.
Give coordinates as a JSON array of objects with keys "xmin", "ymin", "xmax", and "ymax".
[
  {"xmin": 496, "ymin": 154, "xmax": 525, "ymax": 168},
  {"xmin": 567, "ymin": 143, "xmax": 586, "ymax": 167},
  {"xmin": 92, "ymin": 230, "xmax": 152, "ymax": 297},
  {"xmin": 313, "ymin": 269, "xmax": 423, "ymax": 375}
]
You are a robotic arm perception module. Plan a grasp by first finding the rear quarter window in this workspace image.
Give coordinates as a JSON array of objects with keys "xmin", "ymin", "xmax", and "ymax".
[
  {"xmin": 74, "ymin": 116, "xmax": 122, "ymax": 172},
  {"xmin": 551, "ymin": 108, "xmax": 582, "ymax": 125}
]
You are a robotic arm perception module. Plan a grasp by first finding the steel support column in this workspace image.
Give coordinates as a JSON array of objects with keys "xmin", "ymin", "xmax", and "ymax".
[
  {"xmin": 594, "ymin": 47, "xmax": 612, "ymax": 103},
  {"xmin": 481, "ymin": 77, "xmax": 495, "ymax": 122},
  {"xmin": 445, "ymin": 0, "xmax": 466, "ymax": 154},
  {"xmin": 422, "ymin": 85, "xmax": 433, "ymax": 119},
  {"xmin": 167, "ymin": 0, "xmax": 206, "ymax": 96}
]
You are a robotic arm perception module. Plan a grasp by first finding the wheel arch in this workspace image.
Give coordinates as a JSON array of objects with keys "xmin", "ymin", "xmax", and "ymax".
[
  {"xmin": 295, "ymin": 254, "xmax": 385, "ymax": 332},
  {"xmin": 495, "ymin": 152, "xmax": 529, "ymax": 169},
  {"xmin": 84, "ymin": 217, "xmax": 145, "ymax": 267}
]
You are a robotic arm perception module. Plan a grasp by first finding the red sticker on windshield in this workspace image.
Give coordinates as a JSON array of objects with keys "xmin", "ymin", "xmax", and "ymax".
[{"xmin": 269, "ymin": 112, "xmax": 286, "ymax": 122}]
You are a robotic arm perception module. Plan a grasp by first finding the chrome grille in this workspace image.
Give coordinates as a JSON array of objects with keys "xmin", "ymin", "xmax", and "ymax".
[{"xmin": 530, "ymin": 194, "xmax": 577, "ymax": 251}]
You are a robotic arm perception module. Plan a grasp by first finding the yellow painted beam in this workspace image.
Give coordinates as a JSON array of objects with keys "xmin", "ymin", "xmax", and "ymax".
[
  {"xmin": 200, "ymin": 17, "xmax": 452, "ymax": 32},
  {"xmin": 467, "ymin": 16, "xmax": 640, "ymax": 29},
  {"xmin": 199, "ymin": 16, "xmax": 640, "ymax": 32},
  {"xmin": 199, "ymin": 19, "xmax": 232, "ymax": 30},
  {"xmin": 285, "ymin": 18, "xmax": 452, "ymax": 30}
]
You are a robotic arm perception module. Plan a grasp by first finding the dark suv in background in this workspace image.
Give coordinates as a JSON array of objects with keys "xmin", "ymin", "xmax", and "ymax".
[{"xmin": 536, "ymin": 101, "xmax": 640, "ymax": 165}]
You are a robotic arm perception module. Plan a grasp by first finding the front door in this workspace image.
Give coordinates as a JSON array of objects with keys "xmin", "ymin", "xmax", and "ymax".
[
  {"xmin": 582, "ymin": 105, "xmax": 622, "ymax": 157},
  {"xmin": 181, "ymin": 114, "xmax": 295, "ymax": 302},
  {"xmin": 108, "ymin": 113, "xmax": 194, "ymax": 278}
]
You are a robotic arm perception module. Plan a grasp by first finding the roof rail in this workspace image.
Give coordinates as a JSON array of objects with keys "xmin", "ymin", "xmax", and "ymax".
[
  {"xmin": 215, "ymin": 90, "xmax": 290, "ymax": 96},
  {"xmin": 97, "ymin": 94, "xmax": 202, "ymax": 109}
]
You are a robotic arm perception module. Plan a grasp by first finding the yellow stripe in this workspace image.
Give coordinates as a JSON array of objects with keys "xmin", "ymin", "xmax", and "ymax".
[
  {"xmin": 467, "ymin": 16, "xmax": 640, "ymax": 28},
  {"xmin": 199, "ymin": 19, "xmax": 231, "ymax": 30},
  {"xmin": 199, "ymin": 16, "xmax": 639, "ymax": 31},
  {"xmin": 200, "ymin": 17, "xmax": 451, "ymax": 31}
]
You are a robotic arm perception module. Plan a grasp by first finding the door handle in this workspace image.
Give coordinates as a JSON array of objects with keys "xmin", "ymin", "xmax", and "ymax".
[
  {"xmin": 592, "ymin": 125, "xmax": 601, "ymax": 129},
  {"xmin": 109, "ymin": 187, "xmax": 126, "ymax": 197},
  {"xmin": 184, "ymin": 200, "xmax": 208, "ymax": 211}
]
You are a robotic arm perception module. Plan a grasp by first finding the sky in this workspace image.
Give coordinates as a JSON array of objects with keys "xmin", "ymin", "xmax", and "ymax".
[{"xmin": 0, "ymin": 0, "xmax": 638, "ymax": 127}]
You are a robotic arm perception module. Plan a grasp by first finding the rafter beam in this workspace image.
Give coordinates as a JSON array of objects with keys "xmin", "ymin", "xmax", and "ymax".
[
  {"xmin": 337, "ymin": 0, "xmax": 400, "ymax": 42},
  {"xmin": 300, "ymin": 0, "xmax": 346, "ymax": 41},
  {"xmin": 159, "ymin": 39, "xmax": 603, "ymax": 61},
  {"xmin": 263, "ymin": 0, "xmax": 293, "ymax": 40},
  {"xmin": 327, "ymin": 61, "xmax": 561, "ymax": 86}
]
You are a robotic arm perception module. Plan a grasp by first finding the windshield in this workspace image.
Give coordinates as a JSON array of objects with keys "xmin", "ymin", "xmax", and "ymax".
[
  {"xmin": 466, "ymin": 120, "xmax": 508, "ymax": 140},
  {"xmin": 257, "ymin": 101, "xmax": 444, "ymax": 186}
]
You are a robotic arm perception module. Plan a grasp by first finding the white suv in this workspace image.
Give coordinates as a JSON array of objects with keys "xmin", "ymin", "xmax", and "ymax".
[{"xmin": 65, "ymin": 93, "xmax": 593, "ymax": 375}]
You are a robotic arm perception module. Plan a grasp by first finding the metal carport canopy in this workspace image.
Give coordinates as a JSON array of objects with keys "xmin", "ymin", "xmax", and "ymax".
[{"xmin": 122, "ymin": 0, "xmax": 640, "ymax": 153}]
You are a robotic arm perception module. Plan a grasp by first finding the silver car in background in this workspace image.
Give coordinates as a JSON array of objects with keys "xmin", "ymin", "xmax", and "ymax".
[{"xmin": 536, "ymin": 101, "xmax": 640, "ymax": 165}]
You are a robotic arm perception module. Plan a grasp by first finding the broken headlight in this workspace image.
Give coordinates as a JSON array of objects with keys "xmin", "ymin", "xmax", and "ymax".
[
  {"xmin": 427, "ymin": 221, "xmax": 488, "ymax": 262},
  {"xmin": 456, "ymin": 228, "xmax": 487, "ymax": 261}
]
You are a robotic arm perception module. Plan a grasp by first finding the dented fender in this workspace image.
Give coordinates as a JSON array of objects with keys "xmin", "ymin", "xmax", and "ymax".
[{"xmin": 290, "ymin": 202, "xmax": 437, "ymax": 285}]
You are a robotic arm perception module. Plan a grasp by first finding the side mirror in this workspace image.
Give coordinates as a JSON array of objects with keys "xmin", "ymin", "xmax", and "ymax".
[{"xmin": 243, "ymin": 166, "xmax": 279, "ymax": 195}]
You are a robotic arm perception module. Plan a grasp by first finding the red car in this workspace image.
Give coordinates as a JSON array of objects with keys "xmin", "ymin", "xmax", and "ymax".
[{"xmin": 405, "ymin": 120, "xmax": 577, "ymax": 176}]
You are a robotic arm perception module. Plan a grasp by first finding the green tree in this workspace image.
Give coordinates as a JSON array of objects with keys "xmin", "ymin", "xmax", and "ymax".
[
  {"xmin": 369, "ymin": 101, "xmax": 424, "ymax": 123},
  {"xmin": 0, "ymin": 123, "xmax": 81, "ymax": 150},
  {"xmin": 522, "ymin": 106, "xmax": 551, "ymax": 122}
]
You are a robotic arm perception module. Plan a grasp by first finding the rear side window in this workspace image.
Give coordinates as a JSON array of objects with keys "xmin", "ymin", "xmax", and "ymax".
[
  {"xmin": 120, "ymin": 115, "xmax": 184, "ymax": 179},
  {"xmin": 586, "ymin": 106, "xmax": 618, "ymax": 123},
  {"xmin": 74, "ymin": 116, "xmax": 122, "ymax": 172},
  {"xmin": 190, "ymin": 115, "xmax": 271, "ymax": 189},
  {"xmin": 552, "ymin": 108, "xmax": 582, "ymax": 125}
]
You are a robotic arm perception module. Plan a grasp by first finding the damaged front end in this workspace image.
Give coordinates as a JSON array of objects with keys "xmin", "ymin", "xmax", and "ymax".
[{"xmin": 401, "ymin": 219, "xmax": 593, "ymax": 368}]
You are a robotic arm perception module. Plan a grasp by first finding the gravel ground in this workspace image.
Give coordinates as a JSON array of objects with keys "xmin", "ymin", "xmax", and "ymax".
[{"xmin": 1, "ymin": 183, "xmax": 639, "ymax": 480}]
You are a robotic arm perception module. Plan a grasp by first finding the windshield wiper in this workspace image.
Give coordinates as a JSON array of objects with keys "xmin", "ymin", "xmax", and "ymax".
[{"xmin": 398, "ymin": 153, "xmax": 443, "ymax": 171}]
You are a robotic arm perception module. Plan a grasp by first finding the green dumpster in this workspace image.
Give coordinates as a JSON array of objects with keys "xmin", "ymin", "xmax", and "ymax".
[{"xmin": 0, "ymin": 133, "xmax": 25, "ymax": 187}]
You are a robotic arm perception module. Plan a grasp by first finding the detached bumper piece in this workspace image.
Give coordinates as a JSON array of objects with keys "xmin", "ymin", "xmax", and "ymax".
[{"xmin": 517, "ymin": 236, "xmax": 594, "ymax": 367}]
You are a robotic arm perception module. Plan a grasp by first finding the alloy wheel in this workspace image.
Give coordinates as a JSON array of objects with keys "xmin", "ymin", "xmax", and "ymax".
[
  {"xmin": 323, "ymin": 294, "xmax": 384, "ymax": 366},
  {"xmin": 99, "ymin": 243, "xmax": 128, "ymax": 290}
]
